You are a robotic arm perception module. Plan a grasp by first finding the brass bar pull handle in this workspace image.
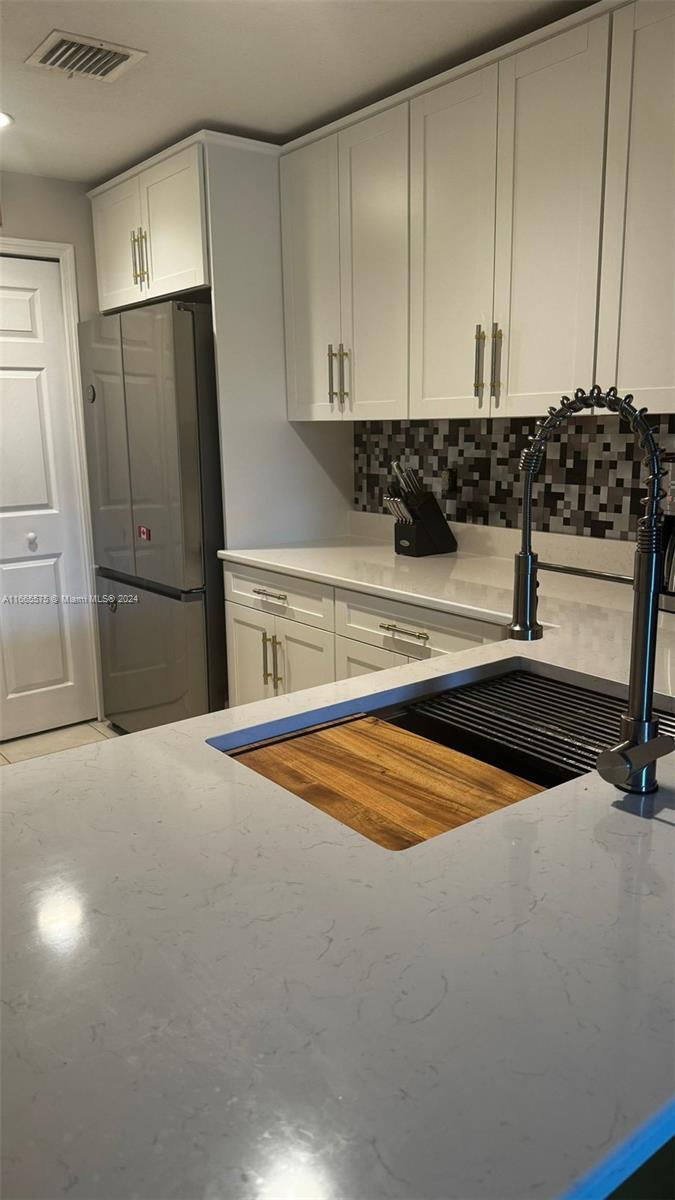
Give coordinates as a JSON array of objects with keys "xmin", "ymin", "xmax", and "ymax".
[
  {"xmin": 327, "ymin": 344, "xmax": 338, "ymax": 406},
  {"xmin": 338, "ymin": 343, "xmax": 349, "ymax": 407},
  {"xmin": 137, "ymin": 227, "xmax": 149, "ymax": 283},
  {"xmin": 261, "ymin": 631, "xmax": 273, "ymax": 684},
  {"xmin": 271, "ymin": 636, "xmax": 282, "ymax": 687},
  {"xmin": 379, "ymin": 622, "xmax": 430, "ymax": 642},
  {"xmin": 252, "ymin": 586, "xmax": 288, "ymax": 603},
  {"xmin": 473, "ymin": 323, "xmax": 485, "ymax": 400},
  {"xmin": 490, "ymin": 323, "xmax": 503, "ymax": 406},
  {"xmin": 130, "ymin": 230, "xmax": 140, "ymax": 284}
]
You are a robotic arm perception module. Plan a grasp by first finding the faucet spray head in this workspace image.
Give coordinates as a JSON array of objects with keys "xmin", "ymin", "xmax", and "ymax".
[{"xmin": 509, "ymin": 550, "xmax": 543, "ymax": 640}]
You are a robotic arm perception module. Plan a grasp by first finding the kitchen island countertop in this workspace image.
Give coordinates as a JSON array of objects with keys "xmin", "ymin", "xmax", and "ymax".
[{"xmin": 2, "ymin": 540, "xmax": 674, "ymax": 1200}]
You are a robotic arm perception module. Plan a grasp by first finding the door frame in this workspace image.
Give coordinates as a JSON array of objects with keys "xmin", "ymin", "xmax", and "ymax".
[{"xmin": 0, "ymin": 237, "xmax": 103, "ymax": 721}]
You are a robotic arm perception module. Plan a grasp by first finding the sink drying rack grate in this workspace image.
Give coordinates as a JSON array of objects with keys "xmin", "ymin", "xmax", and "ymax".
[{"xmin": 405, "ymin": 671, "xmax": 675, "ymax": 779}]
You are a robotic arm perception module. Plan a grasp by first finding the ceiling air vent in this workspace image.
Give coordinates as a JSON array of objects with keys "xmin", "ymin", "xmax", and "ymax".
[{"xmin": 25, "ymin": 30, "xmax": 147, "ymax": 82}]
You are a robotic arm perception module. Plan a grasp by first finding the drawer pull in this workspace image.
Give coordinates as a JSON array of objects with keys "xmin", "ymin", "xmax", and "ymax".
[
  {"xmin": 252, "ymin": 587, "xmax": 288, "ymax": 603},
  {"xmin": 261, "ymin": 632, "xmax": 273, "ymax": 684},
  {"xmin": 379, "ymin": 622, "xmax": 429, "ymax": 642}
]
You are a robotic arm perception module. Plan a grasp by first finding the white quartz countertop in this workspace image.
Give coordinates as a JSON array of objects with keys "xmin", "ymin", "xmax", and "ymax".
[{"xmin": 3, "ymin": 543, "xmax": 674, "ymax": 1200}]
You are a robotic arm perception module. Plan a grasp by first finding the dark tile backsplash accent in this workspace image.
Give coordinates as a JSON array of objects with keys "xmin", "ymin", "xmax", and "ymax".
[{"xmin": 354, "ymin": 416, "xmax": 675, "ymax": 541}]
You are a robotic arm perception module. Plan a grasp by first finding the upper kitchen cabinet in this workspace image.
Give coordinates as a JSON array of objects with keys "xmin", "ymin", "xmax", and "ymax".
[
  {"xmin": 280, "ymin": 135, "xmax": 341, "ymax": 421},
  {"xmin": 597, "ymin": 1, "xmax": 675, "ymax": 414},
  {"xmin": 338, "ymin": 105, "xmax": 409, "ymax": 421},
  {"xmin": 409, "ymin": 65, "xmax": 498, "ymax": 420},
  {"xmin": 281, "ymin": 103, "xmax": 409, "ymax": 421},
  {"xmin": 493, "ymin": 18, "xmax": 609, "ymax": 417},
  {"xmin": 91, "ymin": 143, "xmax": 209, "ymax": 312}
]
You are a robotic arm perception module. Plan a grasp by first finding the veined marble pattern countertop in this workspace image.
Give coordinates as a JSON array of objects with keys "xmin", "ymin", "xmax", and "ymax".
[{"xmin": 3, "ymin": 542, "xmax": 674, "ymax": 1200}]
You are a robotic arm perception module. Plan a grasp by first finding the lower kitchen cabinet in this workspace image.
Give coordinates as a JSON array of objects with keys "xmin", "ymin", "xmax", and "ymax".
[
  {"xmin": 273, "ymin": 615, "xmax": 335, "ymax": 695},
  {"xmin": 225, "ymin": 602, "xmax": 334, "ymax": 706},
  {"xmin": 335, "ymin": 636, "xmax": 408, "ymax": 680},
  {"xmin": 225, "ymin": 602, "xmax": 276, "ymax": 706}
]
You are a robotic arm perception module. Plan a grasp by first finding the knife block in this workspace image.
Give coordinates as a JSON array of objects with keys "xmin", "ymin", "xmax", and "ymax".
[{"xmin": 393, "ymin": 491, "xmax": 457, "ymax": 557}]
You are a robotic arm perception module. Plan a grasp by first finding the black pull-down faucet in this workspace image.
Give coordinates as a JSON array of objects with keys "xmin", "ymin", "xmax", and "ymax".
[{"xmin": 509, "ymin": 385, "xmax": 674, "ymax": 798}]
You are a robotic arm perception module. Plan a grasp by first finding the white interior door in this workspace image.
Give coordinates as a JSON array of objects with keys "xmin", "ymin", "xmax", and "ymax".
[
  {"xmin": 0, "ymin": 255, "xmax": 97, "ymax": 740},
  {"xmin": 596, "ymin": 0, "xmax": 675, "ymax": 413},
  {"xmin": 339, "ymin": 104, "xmax": 409, "ymax": 420},
  {"xmin": 280, "ymin": 136, "xmax": 342, "ymax": 421},
  {"xmin": 410, "ymin": 66, "xmax": 498, "ymax": 419},
  {"xmin": 493, "ymin": 18, "xmax": 609, "ymax": 416}
]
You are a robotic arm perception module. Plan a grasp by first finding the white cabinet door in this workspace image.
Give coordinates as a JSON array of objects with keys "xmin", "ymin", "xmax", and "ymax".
[
  {"xmin": 91, "ymin": 176, "xmax": 143, "ymax": 311},
  {"xmin": 597, "ymin": 1, "xmax": 675, "ymax": 413},
  {"xmin": 410, "ymin": 66, "xmax": 498, "ymax": 420},
  {"xmin": 273, "ymin": 614, "xmax": 335, "ymax": 695},
  {"xmin": 339, "ymin": 104, "xmax": 409, "ymax": 420},
  {"xmin": 140, "ymin": 145, "xmax": 209, "ymax": 299},
  {"xmin": 493, "ymin": 18, "xmax": 609, "ymax": 417},
  {"xmin": 281, "ymin": 136, "xmax": 342, "ymax": 421},
  {"xmin": 225, "ymin": 602, "xmax": 276, "ymax": 707},
  {"xmin": 335, "ymin": 635, "xmax": 407, "ymax": 680}
]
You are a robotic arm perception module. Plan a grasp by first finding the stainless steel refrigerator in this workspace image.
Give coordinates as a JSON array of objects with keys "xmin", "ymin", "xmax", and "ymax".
[{"xmin": 79, "ymin": 301, "xmax": 226, "ymax": 732}]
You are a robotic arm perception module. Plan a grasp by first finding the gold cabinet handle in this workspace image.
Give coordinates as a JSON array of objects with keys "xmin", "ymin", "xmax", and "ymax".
[
  {"xmin": 379, "ymin": 622, "xmax": 430, "ymax": 642},
  {"xmin": 271, "ymin": 635, "xmax": 282, "ymax": 687},
  {"xmin": 136, "ymin": 227, "xmax": 149, "ymax": 283},
  {"xmin": 473, "ymin": 323, "xmax": 485, "ymax": 400},
  {"xmin": 130, "ymin": 230, "xmax": 140, "ymax": 284},
  {"xmin": 261, "ymin": 631, "xmax": 273, "ymax": 684},
  {"xmin": 327, "ymin": 344, "xmax": 338, "ymax": 406},
  {"xmin": 338, "ymin": 343, "xmax": 349, "ymax": 407},
  {"xmin": 490, "ymin": 323, "xmax": 503, "ymax": 406},
  {"xmin": 252, "ymin": 586, "xmax": 288, "ymax": 603}
]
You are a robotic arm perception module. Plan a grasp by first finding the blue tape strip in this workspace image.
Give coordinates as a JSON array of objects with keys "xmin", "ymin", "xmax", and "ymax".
[{"xmin": 559, "ymin": 1097, "xmax": 675, "ymax": 1200}]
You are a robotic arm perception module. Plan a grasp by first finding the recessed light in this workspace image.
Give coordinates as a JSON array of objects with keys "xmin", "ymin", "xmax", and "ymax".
[{"xmin": 0, "ymin": 111, "xmax": 15, "ymax": 128}]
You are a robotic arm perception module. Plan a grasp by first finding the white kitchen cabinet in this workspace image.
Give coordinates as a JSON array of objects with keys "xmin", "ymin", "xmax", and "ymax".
[
  {"xmin": 493, "ymin": 17, "xmax": 609, "ymax": 417},
  {"xmin": 335, "ymin": 588, "xmax": 506, "ymax": 659},
  {"xmin": 338, "ymin": 104, "xmax": 409, "ymax": 420},
  {"xmin": 225, "ymin": 602, "xmax": 276, "ymax": 707},
  {"xmin": 281, "ymin": 136, "xmax": 341, "ymax": 420},
  {"xmin": 596, "ymin": 1, "xmax": 675, "ymax": 413},
  {"xmin": 273, "ymin": 615, "xmax": 335, "ymax": 695},
  {"xmin": 409, "ymin": 65, "xmax": 498, "ymax": 420},
  {"xmin": 335, "ymin": 636, "xmax": 408, "ymax": 680},
  {"xmin": 281, "ymin": 104, "xmax": 409, "ymax": 421},
  {"xmin": 91, "ymin": 144, "xmax": 208, "ymax": 312},
  {"xmin": 91, "ymin": 177, "xmax": 143, "ymax": 311},
  {"xmin": 139, "ymin": 145, "xmax": 209, "ymax": 299}
]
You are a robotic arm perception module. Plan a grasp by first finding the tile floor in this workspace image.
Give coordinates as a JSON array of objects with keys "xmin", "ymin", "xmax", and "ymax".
[{"xmin": 0, "ymin": 720, "xmax": 120, "ymax": 766}]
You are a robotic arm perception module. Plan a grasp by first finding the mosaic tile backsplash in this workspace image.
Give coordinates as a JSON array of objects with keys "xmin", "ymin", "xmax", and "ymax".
[{"xmin": 354, "ymin": 416, "xmax": 675, "ymax": 541}]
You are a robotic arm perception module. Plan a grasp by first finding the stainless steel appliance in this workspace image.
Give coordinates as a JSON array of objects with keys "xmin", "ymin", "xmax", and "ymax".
[{"xmin": 79, "ymin": 301, "xmax": 226, "ymax": 732}]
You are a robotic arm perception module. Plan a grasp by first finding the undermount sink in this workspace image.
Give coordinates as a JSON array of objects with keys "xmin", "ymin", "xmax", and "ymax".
[{"xmin": 219, "ymin": 669, "xmax": 675, "ymax": 851}]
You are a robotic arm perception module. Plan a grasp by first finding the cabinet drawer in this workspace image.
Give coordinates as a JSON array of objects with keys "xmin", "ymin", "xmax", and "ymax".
[
  {"xmin": 224, "ymin": 565, "xmax": 334, "ymax": 631},
  {"xmin": 335, "ymin": 588, "xmax": 506, "ymax": 659},
  {"xmin": 335, "ymin": 635, "xmax": 409, "ymax": 680}
]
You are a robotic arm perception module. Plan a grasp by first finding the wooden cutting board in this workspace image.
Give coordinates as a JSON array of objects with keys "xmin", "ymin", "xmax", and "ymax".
[{"xmin": 231, "ymin": 715, "xmax": 543, "ymax": 851}]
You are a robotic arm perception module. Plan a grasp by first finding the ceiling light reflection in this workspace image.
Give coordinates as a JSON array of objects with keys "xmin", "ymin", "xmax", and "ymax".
[
  {"xmin": 37, "ymin": 886, "xmax": 85, "ymax": 954},
  {"xmin": 257, "ymin": 1148, "xmax": 333, "ymax": 1200}
]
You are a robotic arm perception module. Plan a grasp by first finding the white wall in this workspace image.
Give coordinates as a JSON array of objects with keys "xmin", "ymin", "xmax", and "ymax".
[
  {"xmin": 205, "ymin": 140, "xmax": 352, "ymax": 549},
  {"xmin": 0, "ymin": 171, "xmax": 98, "ymax": 320}
]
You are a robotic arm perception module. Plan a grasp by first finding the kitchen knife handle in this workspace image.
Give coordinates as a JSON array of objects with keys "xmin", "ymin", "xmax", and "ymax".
[
  {"xmin": 261, "ymin": 632, "xmax": 273, "ymax": 684},
  {"xmin": 473, "ymin": 323, "xmax": 485, "ymax": 399},
  {"xmin": 327, "ymin": 344, "xmax": 338, "ymax": 406},
  {"xmin": 271, "ymin": 636, "xmax": 283, "ymax": 687}
]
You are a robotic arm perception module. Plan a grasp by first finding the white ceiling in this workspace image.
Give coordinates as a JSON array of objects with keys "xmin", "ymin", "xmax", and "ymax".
[{"xmin": 1, "ymin": 0, "xmax": 593, "ymax": 185}]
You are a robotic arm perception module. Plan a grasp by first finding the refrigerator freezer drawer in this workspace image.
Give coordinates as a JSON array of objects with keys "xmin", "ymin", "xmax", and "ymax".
[{"xmin": 96, "ymin": 575, "xmax": 207, "ymax": 733}]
